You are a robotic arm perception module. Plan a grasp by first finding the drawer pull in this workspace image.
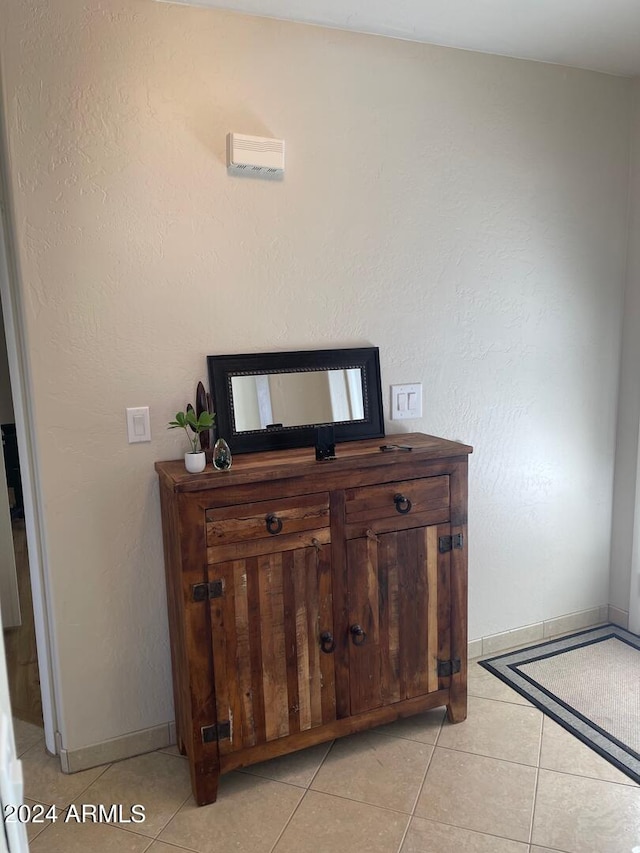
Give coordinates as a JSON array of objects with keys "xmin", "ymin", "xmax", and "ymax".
[
  {"xmin": 265, "ymin": 514, "xmax": 283, "ymax": 535},
  {"xmin": 320, "ymin": 631, "xmax": 336, "ymax": 654},
  {"xmin": 350, "ymin": 624, "xmax": 367, "ymax": 646},
  {"xmin": 393, "ymin": 493, "xmax": 412, "ymax": 514}
]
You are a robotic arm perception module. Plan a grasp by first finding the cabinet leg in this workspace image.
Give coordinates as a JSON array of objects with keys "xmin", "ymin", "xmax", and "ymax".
[
  {"xmin": 446, "ymin": 682, "xmax": 467, "ymax": 724},
  {"xmin": 191, "ymin": 763, "xmax": 220, "ymax": 806}
]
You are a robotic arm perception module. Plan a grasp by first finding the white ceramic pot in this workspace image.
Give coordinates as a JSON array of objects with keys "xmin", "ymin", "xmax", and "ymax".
[{"xmin": 184, "ymin": 451, "xmax": 206, "ymax": 474}]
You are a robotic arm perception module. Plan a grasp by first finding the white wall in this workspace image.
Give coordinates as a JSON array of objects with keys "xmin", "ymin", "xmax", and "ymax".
[
  {"xmin": 610, "ymin": 79, "xmax": 640, "ymax": 624},
  {"xmin": 0, "ymin": 0, "xmax": 631, "ymax": 753}
]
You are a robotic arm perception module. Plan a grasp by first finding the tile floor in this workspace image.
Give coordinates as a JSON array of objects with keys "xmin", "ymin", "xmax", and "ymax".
[{"xmin": 13, "ymin": 656, "xmax": 640, "ymax": 853}]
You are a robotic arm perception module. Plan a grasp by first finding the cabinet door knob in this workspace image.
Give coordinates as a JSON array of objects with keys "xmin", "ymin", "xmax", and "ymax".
[
  {"xmin": 393, "ymin": 493, "xmax": 412, "ymax": 514},
  {"xmin": 350, "ymin": 624, "xmax": 367, "ymax": 646},
  {"xmin": 265, "ymin": 514, "xmax": 283, "ymax": 535},
  {"xmin": 320, "ymin": 631, "xmax": 336, "ymax": 654}
]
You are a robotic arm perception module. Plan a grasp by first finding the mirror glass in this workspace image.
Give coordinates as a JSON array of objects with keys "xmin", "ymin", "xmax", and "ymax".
[{"xmin": 231, "ymin": 368, "xmax": 365, "ymax": 432}]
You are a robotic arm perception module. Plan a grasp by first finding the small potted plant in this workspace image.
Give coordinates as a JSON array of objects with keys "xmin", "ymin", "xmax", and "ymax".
[{"xmin": 168, "ymin": 408, "xmax": 215, "ymax": 473}]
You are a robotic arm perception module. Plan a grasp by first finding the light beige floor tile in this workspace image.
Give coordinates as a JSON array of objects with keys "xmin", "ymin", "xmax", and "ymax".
[
  {"xmin": 401, "ymin": 817, "xmax": 529, "ymax": 853},
  {"xmin": 540, "ymin": 717, "xmax": 638, "ymax": 786},
  {"xmin": 147, "ymin": 844, "xmax": 193, "ymax": 852},
  {"xmin": 13, "ymin": 718, "xmax": 44, "ymax": 757},
  {"xmin": 239, "ymin": 742, "xmax": 332, "ymax": 787},
  {"xmin": 532, "ymin": 769, "xmax": 640, "ymax": 853},
  {"xmin": 159, "ymin": 771, "xmax": 303, "ymax": 853},
  {"xmin": 21, "ymin": 742, "xmax": 109, "ymax": 808},
  {"xmin": 437, "ymin": 696, "xmax": 541, "ymax": 765},
  {"xmin": 29, "ymin": 820, "xmax": 152, "ymax": 852},
  {"xmin": 468, "ymin": 669, "xmax": 531, "ymax": 706},
  {"xmin": 373, "ymin": 707, "xmax": 446, "ymax": 743},
  {"xmin": 157, "ymin": 745, "xmax": 185, "ymax": 758},
  {"xmin": 15, "ymin": 799, "xmax": 58, "ymax": 843},
  {"xmin": 73, "ymin": 751, "xmax": 192, "ymax": 837},
  {"xmin": 311, "ymin": 729, "xmax": 433, "ymax": 813},
  {"xmin": 530, "ymin": 848, "xmax": 564, "ymax": 853},
  {"xmin": 415, "ymin": 748, "xmax": 536, "ymax": 842},
  {"xmin": 274, "ymin": 789, "xmax": 409, "ymax": 853}
]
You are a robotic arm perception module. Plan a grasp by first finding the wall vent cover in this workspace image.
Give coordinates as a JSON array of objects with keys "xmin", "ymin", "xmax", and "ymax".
[{"xmin": 227, "ymin": 133, "xmax": 285, "ymax": 174}]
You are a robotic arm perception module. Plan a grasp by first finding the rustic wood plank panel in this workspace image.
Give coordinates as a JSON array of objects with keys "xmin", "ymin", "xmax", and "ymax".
[
  {"xmin": 209, "ymin": 561, "xmax": 245, "ymax": 755},
  {"xmin": 282, "ymin": 550, "xmax": 301, "ymax": 736},
  {"xmin": 293, "ymin": 549, "xmax": 312, "ymax": 732},
  {"xmin": 347, "ymin": 537, "xmax": 382, "ymax": 715},
  {"xmin": 259, "ymin": 553, "xmax": 290, "ymax": 741},
  {"xmin": 233, "ymin": 561, "xmax": 257, "ymax": 748},
  {"xmin": 306, "ymin": 547, "xmax": 323, "ymax": 728},
  {"xmin": 426, "ymin": 526, "xmax": 439, "ymax": 694},
  {"xmin": 330, "ymin": 490, "xmax": 350, "ymax": 719},
  {"xmin": 437, "ymin": 524, "xmax": 452, "ymax": 692},
  {"xmin": 447, "ymin": 459, "xmax": 469, "ymax": 723},
  {"xmin": 246, "ymin": 557, "xmax": 267, "ymax": 745},
  {"xmin": 176, "ymin": 495, "xmax": 220, "ymax": 806},
  {"xmin": 208, "ymin": 527, "xmax": 330, "ymax": 564},
  {"xmin": 398, "ymin": 528, "xmax": 429, "ymax": 699},
  {"xmin": 317, "ymin": 543, "xmax": 337, "ymax": 724},
  {"xmin": 378, "ymin": 532, "xmax": 401, "ymax": 705}
]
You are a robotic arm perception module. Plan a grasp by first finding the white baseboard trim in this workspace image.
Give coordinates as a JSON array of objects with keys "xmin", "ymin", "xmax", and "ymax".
[
  {"xmin": 468, "ymin": 604, "xmax": 610, "ymax": 660},
  {"xmin": 59, "ymin": 722, "xmax": 175, "ymax": 774},
  {"xmin": 608, "ymin": 605, "xmax": 629, "ymax": 628}
]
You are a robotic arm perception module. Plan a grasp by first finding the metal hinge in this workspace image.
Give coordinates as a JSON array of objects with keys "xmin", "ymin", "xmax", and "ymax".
[
  {"xmin": 438, "ymin": 533, "xmax": 464, "ymax": 553},
  {"xmin": 437, "ymin": 658, "xmax": 461, "ymax": 677},
  {"xmin": 191, "ymin": 579, "xmax": 224, "ymax": 602},
  {"xmin": 201, "ymin": 720, "xmax": 231, "ymax": 743}
]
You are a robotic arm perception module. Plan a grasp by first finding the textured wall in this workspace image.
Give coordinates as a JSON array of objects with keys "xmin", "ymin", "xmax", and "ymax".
[
  {"xmin": 610, "ymin": 80, "xmax": 640, "ymax": 621},
  {"xmin": 0, "ymin": 0, "xmax": 631, "ymax": 751}
]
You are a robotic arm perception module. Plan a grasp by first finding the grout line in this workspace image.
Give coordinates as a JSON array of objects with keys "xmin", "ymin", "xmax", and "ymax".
[
  {"xmin": 433, "ymin": 743, "xmax": 540, "ymax": 770},
  {"xmin": 267, "ymin": 787, "xmax": 307, "ymax": 853},
  {"xmin": 267, "ymin": 739, "xmax": 335, "ymax": 853},
  {"xmin": 152, "ymin": 790, "xmax": 194, "ymax": 841},
  {"xmin": 394, "ymin": 739, "xmax": 439, "ymax": 853},
  {"xmin": 528, "ymin": 713, "xmax": 544, "ymax": 846}
]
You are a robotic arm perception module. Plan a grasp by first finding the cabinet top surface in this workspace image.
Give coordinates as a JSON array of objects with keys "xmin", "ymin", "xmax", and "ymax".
[{"xmin": 155, "ymin": 433, "xmax": 472, "ymax": 493}]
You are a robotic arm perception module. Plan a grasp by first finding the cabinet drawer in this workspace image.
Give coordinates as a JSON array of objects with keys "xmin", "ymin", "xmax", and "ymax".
[
  {"xmin": 206, "ymin": 492, "xmax": 329, "ymax": 547},
  {"xmin": 345, "ymin": 476, "xmax": 450, "ymax": 537}
]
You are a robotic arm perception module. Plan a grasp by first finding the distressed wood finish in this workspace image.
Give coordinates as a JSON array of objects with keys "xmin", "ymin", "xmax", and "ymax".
[
  {"xmin": 347, "ymin": 525, "xmax": 444, "ymax": 715},
  {"xmin": 156, "ymin": 432, "xmax": 471, "ymax": 805},
  {"xmin": 206, "ymin": 493, "xmax": 329, "ymax": 545}
]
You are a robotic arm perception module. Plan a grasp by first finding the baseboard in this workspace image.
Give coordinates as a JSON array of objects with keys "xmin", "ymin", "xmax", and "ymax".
[
  {"xmin": 608, "ymin": 605, "xmax": 629, "ymax": 628},
  {"xmin": 469, "ymin": 605, "xmax": 610, "ymax": 659},
  {"xmin": 59, "ymin": 722, "xmax": 175, "ymax": 774}
]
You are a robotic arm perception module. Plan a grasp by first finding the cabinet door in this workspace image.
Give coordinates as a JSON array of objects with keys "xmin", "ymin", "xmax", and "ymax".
[
  {"xmin": 347, "ymin": 524, "xmax": 450, "ymax": 715},
  {"xmin": 209, "ymin": 542, "xmax": 336, "ymax": 755}
]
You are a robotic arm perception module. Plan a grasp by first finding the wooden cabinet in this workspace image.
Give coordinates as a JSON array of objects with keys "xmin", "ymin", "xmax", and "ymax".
[{"xmin": 156, "ymin": 432, "xmax": 471, "ymax": 805}]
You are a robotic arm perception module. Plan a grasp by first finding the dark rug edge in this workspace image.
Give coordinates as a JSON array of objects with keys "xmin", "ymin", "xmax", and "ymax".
[{"xmin": 478, "ymin": 623, "xmax": 640, "ymax": 786}]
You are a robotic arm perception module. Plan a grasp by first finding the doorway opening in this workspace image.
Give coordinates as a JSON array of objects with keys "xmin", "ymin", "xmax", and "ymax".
[{"xmin": 0, "ymin": 298, "xmax": 42, "ymax": 731}]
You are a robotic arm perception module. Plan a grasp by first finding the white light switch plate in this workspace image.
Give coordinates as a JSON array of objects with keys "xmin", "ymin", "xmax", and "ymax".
[
  {"xmin": 390, "ymin": 384, "xmax": 423, "ymax": 420},
  {"xmin": 126, "ymin": 407, "xmax": 151, "ymax": 443}
]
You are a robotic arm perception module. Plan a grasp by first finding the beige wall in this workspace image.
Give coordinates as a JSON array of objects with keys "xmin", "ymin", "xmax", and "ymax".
[
  {"xmin": 610, "ymin": 78, "xmax": 640, "ymax": 623},
  {"xmin": 0, "ymin": 0, "xmax": 631, "ymax": 752}
]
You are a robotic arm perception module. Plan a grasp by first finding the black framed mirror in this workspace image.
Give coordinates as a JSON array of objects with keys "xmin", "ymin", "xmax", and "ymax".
[{"xmin": 207, "ymin": 347, "xmax": 384, "ymax": 454}]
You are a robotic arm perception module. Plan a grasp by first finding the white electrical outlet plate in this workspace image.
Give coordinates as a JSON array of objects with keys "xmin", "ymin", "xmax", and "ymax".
[
  {"xmin": 390, "ymin": 384, "xmax": 423, "ymax": 420},
  {"xmin": 126, "ymin": 407, "xmax": 151, "ymax": 443}
]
